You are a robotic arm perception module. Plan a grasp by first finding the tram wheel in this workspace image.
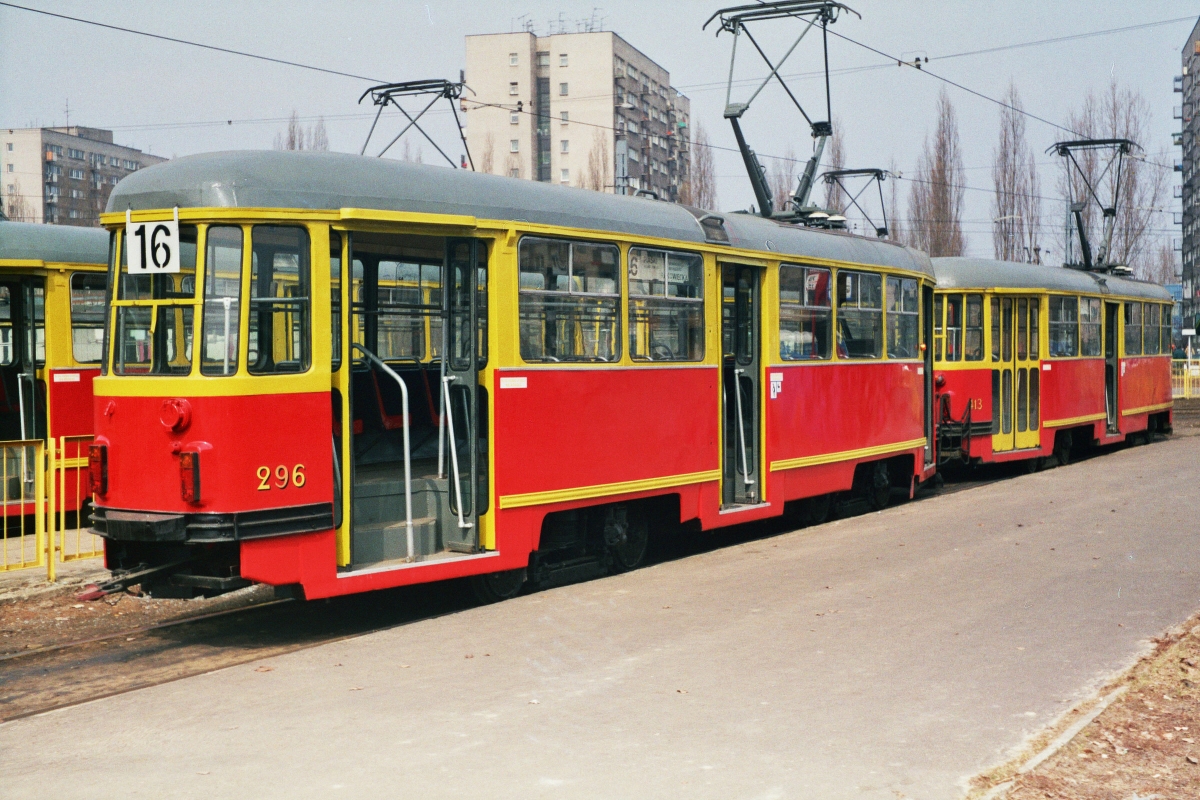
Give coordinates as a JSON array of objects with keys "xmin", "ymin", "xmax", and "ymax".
[
  {"xmin": 469, "ymin": 568, "xmax": 526, "ymax": 604},
  {"xmin": 806, "ymin": 494, "xmax": 832, "ymax": 524},
  {"xmin": 609, "ymin": 512, "xmax": 649, "ymax": 573},
  {"xmin": 867, "ymin": 462, "xmax": 890, "ymax": 511},
  {"xmin": 1054, "ymin": 433, "xmax": 1072, "ymax": 466},
  {"xmin": 1024, "ymin": 456, "xmax": 1041, "ymax": 474}
]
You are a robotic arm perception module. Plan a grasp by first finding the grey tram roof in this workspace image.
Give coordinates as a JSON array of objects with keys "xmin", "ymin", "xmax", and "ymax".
[
  {"xmin": 0, "ymin": 221, "xmax": 109, "ymax": 265},
  {"xmin": 107, "ymin": 150, "xmax": 933, "ymax": 276},
  {"xmin": 932, "ymin": 257, "xmax": 1171, "ymax": 302}
]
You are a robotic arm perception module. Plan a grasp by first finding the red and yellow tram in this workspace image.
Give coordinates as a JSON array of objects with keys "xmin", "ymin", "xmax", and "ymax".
[
  {"xmin": 931, "ymin": 257, "xmax": 1173, "ymax": 468},
  {"xmin": 90, "ymin": 151, "xmax": 937, "ymax": 600}
]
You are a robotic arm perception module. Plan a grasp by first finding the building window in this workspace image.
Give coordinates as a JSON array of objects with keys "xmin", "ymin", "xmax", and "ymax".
[
  {"xmin": 4, "ymin": 143, "xmax": 11, "ymax": 151},
  {"xmin": 510, "ymin": 139, "xmax": 520, "ymax": 153},
  {"xmin": 537, "ymin": 51, "xmax": 549, "ymax": 67},
  {"xmin": 68, "ymin": 148, "xmax": 84, "ymax": 159},
  {"xmin": 560, "ymin": 111, "xmax": 569, "ymax": 125},
  {"xmin": 509, "ymin": 81, "xmax": 518, "ymax": 96},
  {"xmin": 510, "ymin": 112, "xmax": 519, "ymax": 125},
  {"xmin": 69, "ymin": 168, "xmax": 84, "ymax": 180},
  {"xmin": 109, "ymin": 156, "xmax": 118, "ymax": 166},
  {"xmin": 559, "ymin": 53, "xmax": 568, "ymax": 67},
  {"xmin": 559, "ymin": 82, "xmax": 568, "ymax": 96},
  {"xmin": 560, "ymin": 168, "xmax": 569, "ymax": 183},
  {"xmin": 68, "ymin": 209, "xmax": 80, "ymax": 219},
  {"xmin": 560, "ymin": 140, "xmax": 569, "ymax": 154},
  {"xmin": 509, "ymin": 52, "xmax": 518, "ymax": 66},
  {"xmin": 509, "ymin": 168, "xmax": 520, "ymax": 178},
  {"xmin": 5, "ymin": 164, "xmax": 11, "ymax": 173}
]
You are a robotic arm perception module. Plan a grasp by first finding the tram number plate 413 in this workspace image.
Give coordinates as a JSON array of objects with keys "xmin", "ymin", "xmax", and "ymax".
[{"xmin": 126, "ymin": 218, "xmax": 181, "ymax": 274}]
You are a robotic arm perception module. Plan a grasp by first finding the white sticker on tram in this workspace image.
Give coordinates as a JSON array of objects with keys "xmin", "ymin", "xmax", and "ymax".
[
  {"xmin": 769, "ymin": 372, "xmax": 783, "ymax": 399},
  {"xmin": 52, "ymin": 372, "xmax": 80, "ymax": 383},
  {"xmin": 499, "ymin": 376, "xmax": 528, "ymax": 389},
  {"xmin": 1043, "ymin": 363, "xmax": 1052, "ymax": 371}
]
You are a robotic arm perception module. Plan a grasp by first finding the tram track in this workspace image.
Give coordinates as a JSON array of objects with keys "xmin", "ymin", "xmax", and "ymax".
[{"xmin": 0, "ymin": 439, "xmax": 1166, "ymax": 725}]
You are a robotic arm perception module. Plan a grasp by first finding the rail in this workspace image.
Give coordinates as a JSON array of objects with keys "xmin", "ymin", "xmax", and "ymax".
[
  {"xmin": 441, "ymin": 376, "xmax": 472, "ymax": 529},
  {"xmin": 1173, "ymin": 359, "xmax": 1200, "ymax": 400},
  {"xmin": 352, "ymin": 344, "xmax": 415, "ymax": 561}
]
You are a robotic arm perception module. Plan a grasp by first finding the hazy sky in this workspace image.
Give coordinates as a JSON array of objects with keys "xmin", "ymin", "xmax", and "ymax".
[{"xmin": 2, "ymin": 1, "xmax": 1193, "ymax": 258}]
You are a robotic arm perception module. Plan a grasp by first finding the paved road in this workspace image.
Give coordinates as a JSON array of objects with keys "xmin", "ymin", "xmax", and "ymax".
[{"xmin": 3, "ymin": 436, "xmax": 1199, "ymax": 800}]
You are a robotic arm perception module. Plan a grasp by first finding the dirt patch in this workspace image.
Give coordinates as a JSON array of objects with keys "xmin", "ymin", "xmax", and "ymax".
[
  {"xmin": 1173, "ymin": 398, "xmax": 1200, "ymax": 431},
  {"xmin": 973, "ymin": 612, "xmax": 1200, "ymax": 800}
]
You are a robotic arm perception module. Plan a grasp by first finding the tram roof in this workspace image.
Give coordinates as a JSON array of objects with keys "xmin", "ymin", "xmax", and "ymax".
[
  {"xmin": 107, "ymin": 151, "xmax": 932, "ymax": 275},
  {"xmin": 0, "ymin": 221, "xmax": 109, "ymax": 265},
  {"xmin": 932, "ymin": 257, "xmax": 1171, "ymax": 301}
]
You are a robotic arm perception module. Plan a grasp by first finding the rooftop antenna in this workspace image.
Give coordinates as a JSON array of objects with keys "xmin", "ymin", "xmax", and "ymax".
[
  {"xmin": 358, "ymin": 77, "xmax": 476, "ymax": 170},
  {"xmin": 1048, "ymin": 138, "xmax": 1139, "ymax": 273},
  {"xmin": 703, "ymin": 1, "xmax": 859, "ymax": 221},
  {"xmin": 820, "ymin": 168, "xmax": 892, "ymax": 236}
]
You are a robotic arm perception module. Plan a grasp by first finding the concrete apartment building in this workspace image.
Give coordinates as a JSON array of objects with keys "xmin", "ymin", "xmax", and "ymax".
[
  {"xmin": 1180, "ymin": 17, "xmax": 1200, "ymax": 329},
  {"xmin": 1, "ymin": 126, "xmax": 165, "ymax": 226},
  {"xmin": 463, "ymin": 30, "xmax": 690, "ymax": 201}
]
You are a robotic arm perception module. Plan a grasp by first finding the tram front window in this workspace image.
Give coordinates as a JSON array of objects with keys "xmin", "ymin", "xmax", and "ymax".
[{"xmin": 113, "ymin": 225, "xmax": 197, "ymax": 375}]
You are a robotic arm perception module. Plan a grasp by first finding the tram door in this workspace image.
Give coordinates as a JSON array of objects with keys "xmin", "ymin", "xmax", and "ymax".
[
  {"xmin": 720, "ymin": 264, "xmax": 761, "ymax": 507},
  {"xmin": 922, "ymin": 285, "xmax": 935, "ymax": 466},
  {"xmin": 991, "ymin": 296, "xmax": 1040, "ymax": 453},
  {"xmin": 1104, "ymin": 301, "xmax": 1119, "ymax": 432},
  {"xmin": 0, "ymin": 277, "xmax": 45, "ymax": 442}
]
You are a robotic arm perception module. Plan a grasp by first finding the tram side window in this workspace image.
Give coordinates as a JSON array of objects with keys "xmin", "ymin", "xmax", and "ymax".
[
  {"xmin": 965, "ymin": 294, "xmax": 984, "ymax": 360},
  {"xmin": 886, "ymin": 276, "xmax": 919, "ymax": 359},
  {"xmin": 1143, "ymin": 303, "xmax": 1160, "ymax": 355},
  {"xmin": 1029, "ymin": 298, "xmax": 1040, "ymax": 360},
  {"xmin": 201, "ymin": 226, "xmax": 243, "ymax": 376},
  {"xmin": 1048, "ymin": 296, "xmax": 1078, "ymax": 358},
  {"xmin": 990, "ymin": 297, "xmax": 1001, "ymax": 361},
  {"xmin": 114, "ymin": 225, "xmax": 198, "ymax": 375},
  {"xmin": 1123, "ymin": 301, "xmax": 1142, "ymax": 356},
  {"xmin": 628, "ymin": 247, "xmax": 704, "ymax": 362},
  {"xmin": 331, "ymin": 232, "xmax": 342, "ymax": 370},
  {"xmin": 518, "ymin": 237, "xmax": 620, "ymax": 362},
  {"xmin": 0, "ymin": 288, "xmax": 11, "ymax": 365},
  {"xmin": 70, "ymin": 273, "xmax": 107, "ymax": 363},
  {"xmin": 836, "ymin": 271, "xmax": 882, "ymax": 359},
  {"xmin": 779, "ymin": 264, "xmax": 831, "ymax": 360},
  {"xmin": 1162, "ymin": 304, "xmax": 1173, "ymax": 354},
  {"xmin": 933, "ymin": 294, "xmax": 944, "ymax": 361},
  {"xmin": 1079, "ymin": 297, "xmax": 1101, "ymax": 357},
  {"xmin": 249, "ymin": 226, "xmax": 311, "ymax": 374},
  {"xmin": 944, "ymin": 294, "xmax": 963, "ymax": 362}
]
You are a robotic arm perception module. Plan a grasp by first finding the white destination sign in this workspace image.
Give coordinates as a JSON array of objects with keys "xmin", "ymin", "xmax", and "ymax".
[{"xmin": 125, "ymin": 217, "xmax": 181, "ymax": 274}]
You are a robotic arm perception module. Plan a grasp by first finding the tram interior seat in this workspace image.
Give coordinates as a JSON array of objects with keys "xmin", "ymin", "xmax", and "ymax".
[{"xmin": 350, "ymin": 362, "xmax": 442, "ymax": 469}]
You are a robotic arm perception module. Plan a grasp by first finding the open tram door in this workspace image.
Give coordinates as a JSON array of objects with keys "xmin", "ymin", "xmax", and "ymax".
[
  {"xmin": 1104, "ymin": 301, "xmax": 1119, "ymax": 433},
  {"xmin": 341, "ymin": 231, "xmax": 487, "ymax": 570},
  {"xmin": 0, "ymin": 276, "xmax": 46, "ymax": 442},
  {"xmin": 720, "ymin": 263, "xmax": 762, "ymax": 508},
  {"xmin": 990, "ymin": 295, "xmax": 1041, "ymax": 453},
  {"xmin": 922, "ymin": 284, "xmax": 935, "ymax": 467}
]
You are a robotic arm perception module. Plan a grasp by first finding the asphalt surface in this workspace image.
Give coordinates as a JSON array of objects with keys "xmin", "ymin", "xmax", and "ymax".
[{"xmin": 2, "ymin": 436, "xmax": 1198, "ymax": 800}]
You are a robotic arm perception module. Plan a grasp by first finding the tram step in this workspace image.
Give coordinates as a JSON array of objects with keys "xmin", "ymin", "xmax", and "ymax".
[
  {"xmin": 352, "ymin": 480, "xmax": 447, "ymax": 526},
  {"xmin": 352, "ymin": 516, "xmax": 440, "ymax": 563}
]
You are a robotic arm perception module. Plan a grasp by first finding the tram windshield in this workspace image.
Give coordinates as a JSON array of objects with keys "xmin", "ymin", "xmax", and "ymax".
[{"xmin": 112, "ymin": 226, "xmax": 197, "ymax": 375}]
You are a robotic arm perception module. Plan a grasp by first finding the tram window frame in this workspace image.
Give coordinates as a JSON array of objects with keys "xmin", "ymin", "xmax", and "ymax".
[
  {"xmin": 1048, "ymin": 295, "xmax": 1079, "ymax": 358},
  {"xmin": 990, "ymin": 296, "xmax": 1001, "ymax": 361},
  {"xmin": 627, "ymin": 246, "xmax": 705, "ymax": 362},
  {"xmin": 70, "ymin": 272, "xmax": 107, "ymax": 364},
  {"xmin": 1079, "ymin": 297, "xmax": 1101, "ymax": 357},
  {"xmin": 248, "ymin": 226, "xmax": 311, "ymax": 375},
  {"xmin": 1017, "ymin": 298, "xmax": 1028, "ymax": 360},
  {"xmin": 1143, "ymin": 302, "xmax": 1160, "ymax": 355},
  {"xmin": 933, "ymin": 294, "xmax": 944, "ymax": 361},
  {"xmin": 1162, "ymin": 304, "xmax": 1173, "ymax": 353},
  {"xmin": 518, "ymin": 236, "xmax": 621, "ymax": 363},
  {"xmin": 1029, "ymin": 298, "xmax": 1039, "ymax": 360},
  {"xmin": 0, "ymin": 287, "xmax": 12, "ymax": 366},
  {"xmin": 965, "ymin": 294, "xmax": 984, "ymax": 361},
  {"xmin": 113, "ymin": 224, "xmax": 198, "ymax": 376},
  {"xmin": 835, "ymin": 270, "xmax": 882, "ymax": 359},
  {"xmin": 1123, "ymin": 301, "xmax": 1142, "ymax": 357},
  {"xmin": 200, "ymin": 225, "xmax": 244, "ymax": 376},
  {"xmin": 331, "ymin": 231, "xmax": 342, "ymax": 371},
  {"xmin": 779, "ymin": 264, "xmax": 832, "ymax": 361},
  {"xmin": 885, "ymin": 276, "xmax": 920, "ymax": 359},
  {"xmin": 944, "ymin": 294, "xmax": 963, "ymax": 362}
]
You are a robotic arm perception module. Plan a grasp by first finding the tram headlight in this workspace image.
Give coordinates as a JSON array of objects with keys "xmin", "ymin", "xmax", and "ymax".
[
  {"xmin": 180, "ymin": 451, "xmax": 201, "ymax": 504},
  {"xmin": 88, "ymin": 444, "xmax": 108, "ymax": 496}
]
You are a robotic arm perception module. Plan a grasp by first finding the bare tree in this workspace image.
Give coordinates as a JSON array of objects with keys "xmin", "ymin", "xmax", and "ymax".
[
  {"xmin": 310, "ymin": 117, "xmax": 329, "ymax": 151},
  {"xmin": 822, "ymin": 119, "xmax": 846, "ymax": 213},
  {"xmin": 2, "ymin": 182, "xmax": 35, "ymax": 222},
  {"xmin": 1146, "ymin": 239, "xmax": 1178, "ymax": 285},
  {"xmin": 767, "ymin": 145, "xmax": 798, "ymax": 212},
  {"xmin": 690, "ymin": 120, "xmax": 717, "ymax": 210},
  {"xmin": 400, "ymin": 139, "xmax": 423, "ymax": 163},
  {"xmin": 479, "ymin": 132, "xmax": 495, "ymax": 175},
  {"xmin": 1057, "ymin": 79, "xmax": 1168, "ymax": 277},
  {"xmin": 273, "ymin": 112, "xmax": 328, "ymax": 151},
  {"xmin": 991, "ymin": 82, "xmax": 1041, "ymax": 262},
  {"xmin": 907, "ymin": 88, "xmax": 966, "ymax": 256},
  {"xmin": 583, "ymin": 129, "xmax": 611, "ymax": 191}
]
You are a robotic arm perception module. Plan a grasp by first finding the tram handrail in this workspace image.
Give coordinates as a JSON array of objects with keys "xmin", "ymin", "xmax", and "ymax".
[
  {"xmin": 441, "ymin": 376, "xmax": 472, "ymax": 529},
  {"xmin": 733, "ymin": 369, "xmax": 754, "ymax": 487},
  {"xmin": 352, "ymin": 344, "xmax": 414, "ymax": 561}
]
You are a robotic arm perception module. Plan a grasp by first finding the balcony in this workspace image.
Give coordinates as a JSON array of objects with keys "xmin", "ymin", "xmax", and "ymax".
[
  {"xmin": 1176, "ymin": 75, "xmax": 1185, "ymax": 92},
  {"xmin": 1177, "ymin": 185, "xmax": 1185, "ymax": 198},
  {"xmin": 1176, "ymin": 106, "xmax": 1184, "ymax": 120},
  {"xmin": 1175, "ymin": 132, "xmax": 1185, "ymax": 146}
]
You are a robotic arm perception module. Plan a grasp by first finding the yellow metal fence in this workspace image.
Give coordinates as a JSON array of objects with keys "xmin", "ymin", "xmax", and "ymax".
[
  {"xmin": 0, "ymin": 436, "xmax": 100, "ymax": 581},
  {"xmin": 1173, "ymin": 359, "xmax": 1200, "ymax": 400}
]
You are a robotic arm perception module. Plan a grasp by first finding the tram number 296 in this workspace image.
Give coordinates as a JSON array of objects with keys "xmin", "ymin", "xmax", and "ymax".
[{"xmin": 257, "ymin": 464, "xmax": 306, "ymax": 491}]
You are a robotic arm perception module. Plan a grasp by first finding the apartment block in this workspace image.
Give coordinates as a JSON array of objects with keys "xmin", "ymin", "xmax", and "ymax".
[
  {"xmin": 0, "ymin": 126, "xmax": 166, "ymax": 226},
  {"xmin": 1179, "ymin": 17, "xmax": 1200, "ymax": 328},
  {"xmin": 464, "ymin": 30, "xmax": 690, "ymax": 201}
]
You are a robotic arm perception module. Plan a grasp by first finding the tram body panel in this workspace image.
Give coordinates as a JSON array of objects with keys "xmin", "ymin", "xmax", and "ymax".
[
  {"xmin": 1040, "ymin": 358, "xmax": 1105, "ymax": 431},
  {"xmin": 1117, "ymin": 356, "xmax": 1173, "ymax": 430}
]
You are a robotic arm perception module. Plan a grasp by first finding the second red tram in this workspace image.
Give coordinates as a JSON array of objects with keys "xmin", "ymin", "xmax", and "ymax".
[{"xmin": 90, "ymin": 151, "xmax": 938, "ymax": 600}]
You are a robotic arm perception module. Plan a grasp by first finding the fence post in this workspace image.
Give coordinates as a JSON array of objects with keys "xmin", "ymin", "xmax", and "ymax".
[{"xmin": 42, "ymin": 441, "xmax": 53, "ymax": 584}]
